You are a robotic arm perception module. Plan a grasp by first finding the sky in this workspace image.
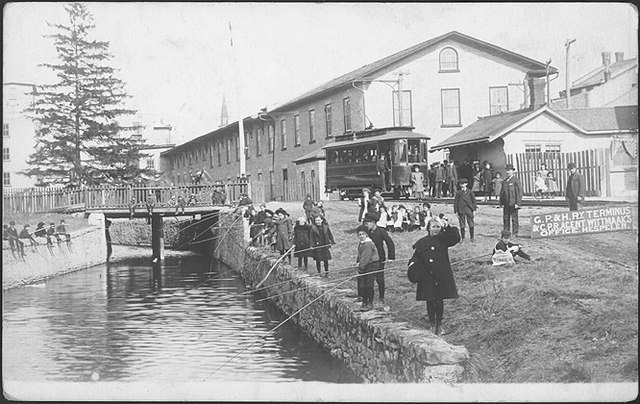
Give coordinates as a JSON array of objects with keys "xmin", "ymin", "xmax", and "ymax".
[{"xmin": 3, "ymin": 2, "xmax": 638, "ymax": 145}]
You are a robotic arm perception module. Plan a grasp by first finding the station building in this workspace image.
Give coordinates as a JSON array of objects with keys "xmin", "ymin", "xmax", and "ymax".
[{"xmin": 160, "ymin": 31, "xmax": 555, "ymax": 201}]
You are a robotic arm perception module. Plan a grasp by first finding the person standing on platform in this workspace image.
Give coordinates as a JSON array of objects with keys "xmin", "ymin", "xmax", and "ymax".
[
  {"xmin": 410, "ymin": 165, "xmax": 425, "ymax": 200},
  {"xmin": 481, "ymin": 161, "xmax": 494, "ymax": 202},
  {"xmin": 566, "ymin": 162, "xmax": 585, "ymax": 211},
  {"xmin": 434, "ymin": 162, "xmax": 445, "ymax": 198},
  {"xmin": 453, "ymin": 178, "xmax": 477, "ymax": 243},
  {"xmin": 444, "ymin": 160, "xmax": 458, "ymax": 197},
  {"xmin": 499, "ymin": 164, "xmax": 523, "ymax": 237},
  {"xmin": 376, "ymin": 154, "xmax": 390, "ymax": 192}
]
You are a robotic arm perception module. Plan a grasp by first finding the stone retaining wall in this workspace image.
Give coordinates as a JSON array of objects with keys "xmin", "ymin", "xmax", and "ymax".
[
  {"xmin": 214, "ymin": 211, "xmax": 469, "ymax": 383},
  {"xmin": 2, "ymin": 224, "xmax": 106, "ymax": 290}
]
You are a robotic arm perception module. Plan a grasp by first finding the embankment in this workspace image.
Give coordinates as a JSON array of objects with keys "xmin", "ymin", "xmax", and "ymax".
[{"xmin": 214, "ymin": 210, "xmax": 469, "ymax": 383}]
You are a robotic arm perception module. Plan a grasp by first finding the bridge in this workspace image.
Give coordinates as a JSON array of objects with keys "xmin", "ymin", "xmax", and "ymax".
[{"xmin": 3, "ymin": 183, "xmax": 253, "ymax": 261}]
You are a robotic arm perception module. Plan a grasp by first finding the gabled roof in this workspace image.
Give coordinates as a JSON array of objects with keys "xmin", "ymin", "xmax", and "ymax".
[
  {"xmin": 271, "ymin": 31, "xmax": 556, "ymax": 112},
  {"xmin": 293, "ymin": 147, "xmax": 326, "ymax": 164},
  {"xmin": 431, "ymin": 105, "xmax": 638, "ymax": 151},
  {"xmin": 570, "ymin": 58, "xmax": 638, "ymax": 91},
  {"xmin": 431, "ymin": 108, "xmax": 535, "ymax": 150},
  {"xmin": 555, "ymin": 106, "xmax": 638, "ymax": 131}
]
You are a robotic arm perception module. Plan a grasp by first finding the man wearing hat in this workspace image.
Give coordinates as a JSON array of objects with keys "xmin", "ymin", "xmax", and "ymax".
[
  {"xmin": 565, "ymin": 162, "xmax": 585, "ymax": 211},
  {"xmin": 499, "ymin": 163, "xmax": 523, "ymax": 237},
  {"xmin": 363, "ymin": 212, "xmax": 396, "ymax": 310},
  {"xmin": 453, "ymin": 178, "xmax": 477, "ymax": 242}
]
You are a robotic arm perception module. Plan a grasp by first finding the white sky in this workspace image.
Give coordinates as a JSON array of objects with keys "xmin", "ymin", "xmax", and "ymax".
[{"xmin": 3, "ymin": 2, "xmax": 638, "ymax": 145}]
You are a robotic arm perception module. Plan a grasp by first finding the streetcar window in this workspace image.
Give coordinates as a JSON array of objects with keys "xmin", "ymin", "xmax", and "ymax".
[
  {"xmin": 408, "ymin": 140, "xmax": 421, "ymax": 163},
  {"xmin": 395, "ymin": 139, "xmax": 407, "ymax": 163}
]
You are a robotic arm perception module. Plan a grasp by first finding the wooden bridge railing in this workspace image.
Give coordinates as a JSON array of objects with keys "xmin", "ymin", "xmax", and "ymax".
[{"xmin": 2, "ymin": 182, "xmax": 252, "ymax": 213}]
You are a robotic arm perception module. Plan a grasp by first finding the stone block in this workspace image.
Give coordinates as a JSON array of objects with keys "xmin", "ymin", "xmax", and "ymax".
[{"xmin": 420, "ymin": 364, "xmax": 465, "ymax": 383}]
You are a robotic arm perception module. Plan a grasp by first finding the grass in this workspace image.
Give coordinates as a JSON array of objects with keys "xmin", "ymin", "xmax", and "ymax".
[{"xmin": 262, "ymin": 199, "xmax": 638, "ymax": 383}]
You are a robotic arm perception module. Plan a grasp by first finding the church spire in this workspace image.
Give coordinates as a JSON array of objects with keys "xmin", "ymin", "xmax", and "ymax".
[{"xmin": 220, "ymin": 95, "xmax": 229, "ymax": 127}]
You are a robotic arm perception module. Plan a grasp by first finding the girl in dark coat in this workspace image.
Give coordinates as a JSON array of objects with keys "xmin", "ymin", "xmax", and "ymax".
[
  {"xmin": 271, "ymin": 208, "xmax": 293, "ymax": 264},
  {"xmin": 302, "ymin": 194, "xmax": 315, "ymax": 223},
  {"xmin": 481, "ymin": 162, "xmax": 494, "ymax": 200},
  {"xmin": 309, "ymin": 215, "xmax": 336, "ymax": 276},
  {"xmin": 409, "ymin": 217, "xmax": 461, "ymax": 335},
  {"xmin": 293, "ymin": 217, "xmax": 312, "ymax": 270}
]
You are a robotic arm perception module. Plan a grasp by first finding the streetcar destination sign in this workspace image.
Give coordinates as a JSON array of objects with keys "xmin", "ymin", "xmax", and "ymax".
[{"xmin": 530, "ymin": 205, "xmax": 636, "ymax": 238}]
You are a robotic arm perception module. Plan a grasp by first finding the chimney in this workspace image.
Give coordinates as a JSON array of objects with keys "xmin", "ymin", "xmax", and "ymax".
[
  {"xmin": 528, "ymin": 77, "xmax": 546, "ymax": 109},
  {"xmin": 220, "ymin": 95, "xmax": 229, "ymax": 127},
  {"xmin": 615, "ymin": 52, "xmax": 624, "ymax": 63},
  {"xmin": 601, "ymin": 51, "xmax": 612, "ymax": 66}
]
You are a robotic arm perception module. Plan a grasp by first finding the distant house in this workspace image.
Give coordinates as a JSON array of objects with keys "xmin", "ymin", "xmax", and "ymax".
[
  {"xmin": 551, "ymin": 51, "xmax": 638, "ymax": 109},
  {"xmin": 161, "ymin": 31, "xmax": 556, "ymax": 201},
  {"xmin": 431, "ymin": 105, "xmax": 638, "ymax": 198}
]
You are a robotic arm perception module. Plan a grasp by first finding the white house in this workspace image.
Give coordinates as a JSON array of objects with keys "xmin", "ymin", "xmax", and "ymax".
[{"xmin": 2, "ymin": 82, "xmax": 38, "ymax": 188}]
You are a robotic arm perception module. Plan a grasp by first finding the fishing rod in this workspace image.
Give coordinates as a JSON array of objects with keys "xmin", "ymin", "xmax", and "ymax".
[
  {"xmin": 202, "ymin": 272, "xmax": 359, "ymax": 381},
  {"xmin": 254, "ymin": 244, "xmax": 297, "ymax": 288}
]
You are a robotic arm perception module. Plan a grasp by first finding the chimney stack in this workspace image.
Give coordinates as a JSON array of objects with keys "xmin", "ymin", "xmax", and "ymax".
[
  {"xmin": 615, "ymin": 52, "xmax": 624, "ymax": 63},
  {"xmin": 528, "ymin": 77, "xmax": 546, "ymax": 109},
  {"xmin": 601, "ymin": 51, "xmax": 612, "ymax": 66}
]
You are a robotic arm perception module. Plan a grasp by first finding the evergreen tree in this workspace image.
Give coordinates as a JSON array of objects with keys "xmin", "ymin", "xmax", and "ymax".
[{"xmin": 25, "ymin": 2, "xmax": 154, "ymax": 187}]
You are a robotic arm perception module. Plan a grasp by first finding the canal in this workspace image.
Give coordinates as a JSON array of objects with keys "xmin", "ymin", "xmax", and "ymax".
[{"xmin": 2, "ymin": 254, "xmax": 361, "ymax": 383}]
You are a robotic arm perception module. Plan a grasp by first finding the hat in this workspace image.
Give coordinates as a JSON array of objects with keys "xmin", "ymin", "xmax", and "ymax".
[
  {"xmin": 505, "ymin": 163, "xmax": 515, "ymax": 171},
  {"xmin": 501, "ymin": 230, "xmax": 511, "ymax": 238},
  {"xmin": 356, "ymin": 225, "xmax": 369, "ymax": 234},
  {"xmin": 363, "ymin": 212, "xmax": 378, "ymax": 223},
  {"xmin": 458, "ymin": 178, "xmax": 468, "ymax": 184},
  {"xmin": 567, "ymin": 162, "xmax": 576, "ymax": 169},
  {"xmin": 362, "ymin": 187, "xmax": 371, "ymax": 194},
  {"xmin": 275, "ymin": 208, "xmax": 288, "ymax": 216}
]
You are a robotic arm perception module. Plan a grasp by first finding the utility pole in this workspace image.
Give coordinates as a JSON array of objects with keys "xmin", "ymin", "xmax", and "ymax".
[
  {"xmin": 545, "ymin": 59, "xmax": 552, "ymax": 106},
  {"xmin": 229, "ymin": 20, "xmax": 246, "ymax": 177},
  {"xmin": 565, "ymin": 38, "xmax": 576, "ymax": 109},
  {"xmin": 394, "ymin": 71, "xmax": 410, "ymax": 126}
]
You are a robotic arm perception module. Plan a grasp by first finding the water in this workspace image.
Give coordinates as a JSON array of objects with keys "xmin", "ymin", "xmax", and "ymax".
[{"xmin": 2, "ymin": 255, "xmax": 361, "ymax": 383}]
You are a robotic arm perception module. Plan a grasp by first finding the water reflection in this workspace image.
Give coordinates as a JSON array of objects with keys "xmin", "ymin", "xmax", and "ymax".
[{"xmin": 3, "ymin": 255, "xmax": 361, "ymax": 383}]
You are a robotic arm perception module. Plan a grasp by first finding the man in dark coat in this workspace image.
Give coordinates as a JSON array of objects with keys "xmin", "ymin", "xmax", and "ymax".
[
  {"xmin": 453, "ymin": 178, "xmax": 477, "ymax": 242},
  {"xmin": 428, "ymin": 163, "xmax": 437, "ymax": 197},
  {"xmin": 293, "ymin": 216, "xmax": 312, "ymax": 269},
  {"xmin": 444, "ymin": 160, "xmax": 458, "ymax": 197},
  {"xmin": 363, "ymin": 212, "xmax": 396, "ymax": 310},
  {"xmin": 565, "ymin": 162, "xmax": 585, "ymax": 211},
  {"xmin": 499, "ymin": 163, "xmax": 523, "ymax": 237},
  {"xmin": 6, "ymin": 221, "xmax": 24, "ymax": 256},
  {"xmin": 409, "ymin": 217, "xmax": 460, "ymax": 335},
  {"xmin": 376, "ymin": 154, "xmax": 390, "ymax": 192},
  {"xmin": 434, "ymin": 162, "xmax": 445, "ymax": 198}
]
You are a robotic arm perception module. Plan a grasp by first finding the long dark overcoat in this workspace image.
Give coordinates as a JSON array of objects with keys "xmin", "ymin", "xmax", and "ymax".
[
  {"xmin": 272, "ymin": 217, "xmax": 293, "ymax": 252},
  {"xmin": 293, "ymin": 224, "xmax": 312, "ymax": 257},
  {"xmin": 309, "ymin": 223, "xmax": 335, "ymax": 262},
  {"xmin": 410, "ymin": 225, "xmax": 461, "ymax": 301}
]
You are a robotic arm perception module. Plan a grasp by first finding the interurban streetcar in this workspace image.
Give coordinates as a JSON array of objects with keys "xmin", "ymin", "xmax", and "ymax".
[{"xmin": 323, "ymin": 126, "xmax": 430, "ymax": 200}]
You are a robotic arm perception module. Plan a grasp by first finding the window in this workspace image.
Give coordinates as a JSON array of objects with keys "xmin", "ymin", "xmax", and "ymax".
[
  {"xmin": 309, "ymin": 109, "xmax": 316, "ymax": 143},
  {"xmin": 489, "ymin": 86, "xmax": 509, "ymax": 115},
  {"xmin": 343, "ymin": 97, "xmax": 351, "ymax": 131},
  {"xmin": 439, "ymin": 47, "xmax": 459, "ymax": 72},
  {"xmin": 217, "ymin": 140, "xmax": 222, "ymax": 166},
  {"xmin": 325, "ymin": 103, "xmax": 333, "ymax": 137},
  {"xmin": 280, "ymin": 119, "xmax": 287, "ymax": 150},
  {"xmin": 3, "ymin": 123, "xmax": 9, "ymax": 137},
  {"xmin": 210, "ymin": 143, "xmax": 215, "ymax": 167},
  {"xmin": 188, "ymin": 151, "xmax": 193, "ymax": 165},
  {"xmin": 545, "ymin": 144, "xmax": 561, "ymax": 154},
  {"xmin": 3, "ymin": 172, "xmax": 10, "ymax": 187},
  {"xmin": 235, "ymin": 136, "xmax": 239, "ymax": 161},
  {"xmin": 441, "ymin": 89, "xmax": 461, "ymax": 126},
  {"xmin": 256, "ymin": 127, "xmax": 263, "ymax": 156},
  {"xmin": 3, "ymin": 147, "xmax": 9, "ymax": 161},
  {"xmin": 393, "ymin": 90, "xmax": 413, "ymax": 126},
  {"xmin": 294, "ymin": 115, "xmax": 301, "ymax": 146},
  {"xmin": 146, "ymin": 158, "xmax": 155, "ymax": 170},
  {"xmin": 258, "ymin": 172, "xmax": 263, "ymax": 182},
  {"xmin": 268, "ymin": 124, "xmax": 275, "ymax": 153},
  {"xmin": 525, "ymin": 144, "xmax": 542, "ymax": 154},
  {"xmin": 226, "ymin": 138, "xmax": 231, "ymax": 164}
]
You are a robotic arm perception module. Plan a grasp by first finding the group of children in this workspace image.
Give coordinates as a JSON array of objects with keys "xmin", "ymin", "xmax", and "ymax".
[
  {"xmin": 359, "ymin": 187, "xmax": 435, "ymax": 233},
  {"xmin": 3, "ymin": 219, "xmax": 71, "ymax": 258},
  {"xmin": 533, "ymin": 163, "xmax": 560, "ymax": 198}
]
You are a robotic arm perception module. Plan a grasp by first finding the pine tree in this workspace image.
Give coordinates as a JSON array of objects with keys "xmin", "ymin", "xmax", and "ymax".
[{"xmin": 25, "ymin": 2, "xmax": 154, "ymax": 187}]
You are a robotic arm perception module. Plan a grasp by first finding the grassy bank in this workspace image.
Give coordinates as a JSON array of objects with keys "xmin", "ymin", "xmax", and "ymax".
[{"xmin": 261, "ymin": 200, "xmax": 638, "ymax": 383}]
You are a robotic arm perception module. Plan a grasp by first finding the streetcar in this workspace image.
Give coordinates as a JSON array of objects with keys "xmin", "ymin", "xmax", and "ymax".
[{"xmin": 323, "ymin": 126, "xmax": 430, "ymax": 200}]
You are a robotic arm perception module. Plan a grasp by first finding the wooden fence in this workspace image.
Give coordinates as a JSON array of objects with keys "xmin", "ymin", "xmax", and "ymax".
[
  {"xmin": 2, "ymin": 182, "xmax": 254, "ymax": 214},
  {"xmin": 506, "ymin": 149, "xmax": 609, "ymax": 197}
]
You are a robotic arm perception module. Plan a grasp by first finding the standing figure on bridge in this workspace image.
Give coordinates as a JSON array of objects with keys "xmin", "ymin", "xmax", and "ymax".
[
  {"xmin": 565, "ymin": 162, "xmax": 585, "ymax": 211},
  {"xmin": 499, "ymin": 164, "xmax": 523, "ymax": 237},
  {"xmin": 376, "ymin": 154, "xmax": 391, "ymax": 192},
  {"xmin": 187, "ymin": 193, "xmax": 198, "ymax": 206},
  {"xmin": 146, "ymin": 191, "xmax": 156, "ymax": 224},
  {"xmin": 175, "ymin": 195, "xmax": 186, "ymax": 215},
  {"xmin": 128, "ymin": 196, "xmax": 137, "ymax": 220}
]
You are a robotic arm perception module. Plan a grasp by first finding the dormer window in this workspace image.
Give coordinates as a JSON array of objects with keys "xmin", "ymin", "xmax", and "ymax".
[{"xmin": 439, "ymin": 47, "xmax": 459, "ymax": 72}]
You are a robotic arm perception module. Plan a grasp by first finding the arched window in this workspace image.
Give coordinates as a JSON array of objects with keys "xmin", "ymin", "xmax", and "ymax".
[{"xmin": 439, "ymin": 47, "xmax": 459, "ymax": 72}]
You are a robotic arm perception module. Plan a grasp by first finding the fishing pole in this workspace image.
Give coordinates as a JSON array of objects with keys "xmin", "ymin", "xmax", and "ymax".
[
  {"xmin": 202, "ymin": 273, "xmax": 358, "ymax": 381},
  {"xmin": 254, "ymin": 244, "xmax": 297, "ymax": 289}
]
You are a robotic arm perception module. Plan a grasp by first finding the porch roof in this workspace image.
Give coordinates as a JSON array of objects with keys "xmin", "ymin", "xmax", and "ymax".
[{"xmin": 293, "ymin": 147, "xmax": 326, "ymax": 164}]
